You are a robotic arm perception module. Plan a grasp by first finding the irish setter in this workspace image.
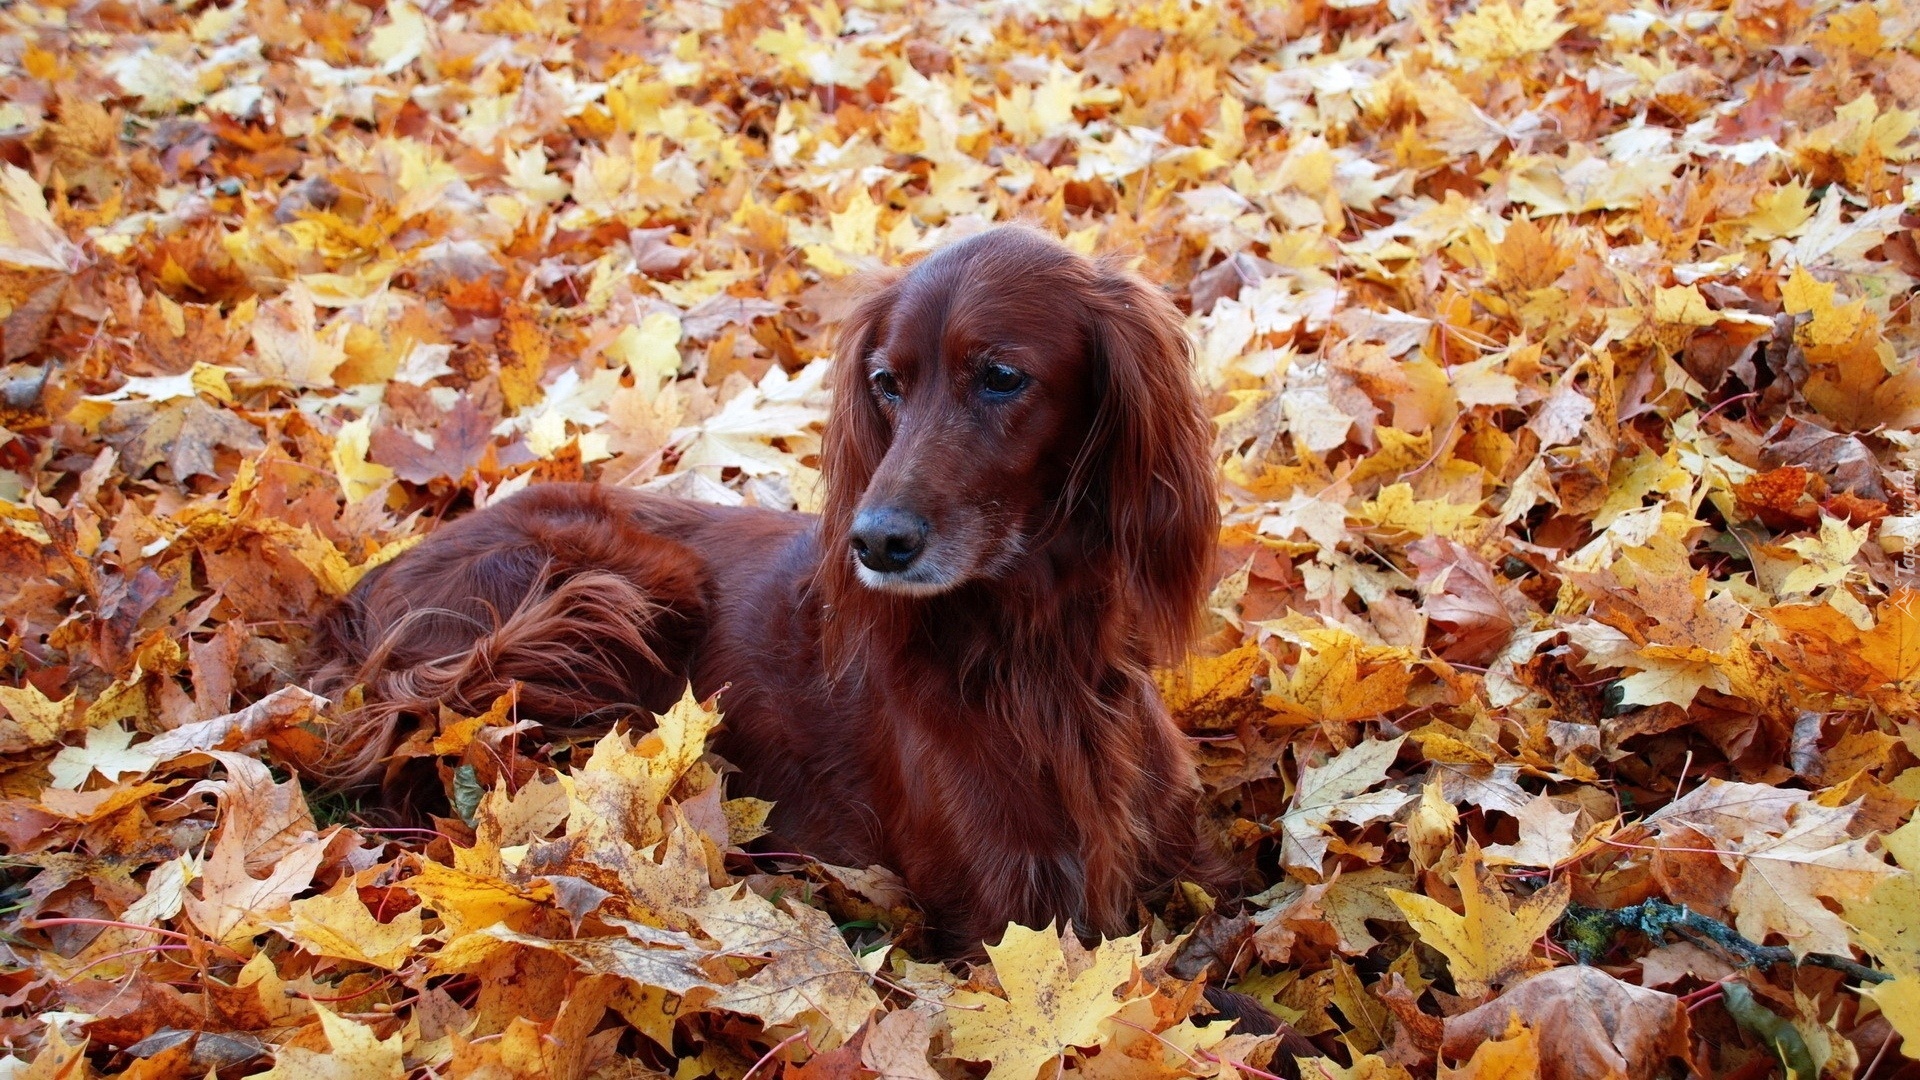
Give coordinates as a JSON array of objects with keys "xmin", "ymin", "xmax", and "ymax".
[{"xmin": 307, "ymin": 225, "xmax": 1236, "ymax": 952}]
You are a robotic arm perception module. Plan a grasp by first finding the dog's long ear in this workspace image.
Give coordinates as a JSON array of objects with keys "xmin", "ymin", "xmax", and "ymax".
[
  {"xmin": 818, "ymin": 274, "xmax": 901, "ymax": 583},
  {"xmin": 1085, "ymin": 258, "xmax": 1218, "ymax": 663}
]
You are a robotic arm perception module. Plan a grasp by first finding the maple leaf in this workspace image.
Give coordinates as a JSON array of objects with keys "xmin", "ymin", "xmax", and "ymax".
[
  {"xmin": 862, "ymin": 1009, "xmax": 944, "ymax": 1080},
  {"xmin": 606, "ymin": 312, "xmax": 685, "ymax": 397},
  {"xmin": 1076, "ymin": 994, "xmax": 1239, "ymax": 1080},
  {"xmin": 1724, "ymin": 801, "xmax": 1895, "ymax": 958},
  {"xmin": 368, "ymin": 396, "xmax": 496, "ymax": 485},
  {"xmin": 1440, "ymin": 967, "xmax": 1693, "ymax": 1080},
  {"xmin": 1157, "ymin": 642, "xmax": 1269, "ymax": 732},
  {"xmin": 248, "ymin": 282, "xmax": 349, "ymax": 386},
  {"xmin": 185, "ymin": 825, "xmax": 329, "ymax": 946},
  {"xmin": 0, "ymin": 163, "xmax": 85, "ymax": 272},
  {"xmin": 1645, "ymin": 778, "xmax": 1807, "ymax": 842},
  {"xmin": 947, "ymin": 924, "xmax": 1140, "ymax": 1080},
  {"xmin": 1277, "ymin": 736, "xmax": 1413, "ymax": 874},
  {"xmin": 1438, "ymin": 1016, "xmax": 1539, "ymax": 1080},
  {"xmin": 564, "ymin": 690, "xmax": 720, "ymax": 851},
  {"xmin": 285, "ymin": 879, "xmax": 426, "ymax": 970},
  {"xmin": 331, "ymin": 415, "xmax": 395, "ymax": 504},
  {"xmin": 0, "ymin": 683, "xmax": 80, "ymax": 754},
  {"xmin": 1448, "ymin": 0, "xmax": 1570, "ymax": 62},
  {"xmin": 96, "ymin": 396, "xmax": 265, "ymax": 480},
  {"xmin": 1388, "ymin": 845, "xmax": 1569, "ymax": 997},
  {"xmin": 1778, "ymin": 514, "xmax": 1870, "ymax": 597},
  {"xmin": 257, "ymin": 1004, "xmax": 406, "ymax": 1080},
  {"xmin": 1481, "ymin": 795, "xmax": 1590, "ymax": 868},
  {"xmin": 1844, "ymin": 818, "xmax": 1920, "ymax": 974},
  {"xmin": 1265, "ymin": 631, "xmax": 1417, "ymax": 727},
  {"xmin": 695, "ymin": 885, "xmax": 884, "ymax": 1041},
  {"xmin": 670, "ymin": 362, "xmax": 829, "ymax": 479},
  {"xmin": 46, "ymin": 722, "xmax": 153, "ymax": 789}
]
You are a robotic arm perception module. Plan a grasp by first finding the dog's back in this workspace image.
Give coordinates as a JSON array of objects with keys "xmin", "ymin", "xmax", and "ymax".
[{"xmin": 304, "ymin": 483, "xmax": 710, "ymax": 790}]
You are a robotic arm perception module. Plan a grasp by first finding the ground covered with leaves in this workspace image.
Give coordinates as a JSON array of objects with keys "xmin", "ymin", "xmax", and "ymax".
[{"xmin": 1, "ymin": 0, "xmax": 1918, "ymax": 1075}]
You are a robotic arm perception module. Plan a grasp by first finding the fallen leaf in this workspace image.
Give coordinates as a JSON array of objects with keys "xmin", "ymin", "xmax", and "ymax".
[
  {"xmin": 947, "ymin": 924, "xmax": 1139, "ymax": 1080},
  {"xmin": 1388, "ymin": 845, "xmax": 1569, "ymax": 997},
  {"xmin": 1278, "ymin": 737, "xmax": 1413, "ymax": 874},
  {"xmin": 1441, "ymin": 966, "xmax": 1692, "ymax": 1080}
]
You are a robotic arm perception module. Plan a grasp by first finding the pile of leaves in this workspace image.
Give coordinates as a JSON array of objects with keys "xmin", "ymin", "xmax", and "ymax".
[{"xmin": 1, "ymin": 0, "xmax": 1918, "ymax": 1074}]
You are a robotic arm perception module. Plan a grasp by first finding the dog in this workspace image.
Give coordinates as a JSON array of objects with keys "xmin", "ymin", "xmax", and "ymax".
[{"xmin": 307, "ymin": 225, "xmax": 1237, "ymax": 953}]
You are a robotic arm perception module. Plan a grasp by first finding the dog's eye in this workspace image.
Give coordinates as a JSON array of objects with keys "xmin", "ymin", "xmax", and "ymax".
[
  {"xmin": 979, "ymin": 363, "xmax": 1028, "ymax": 397},
  {"xmin": 869, "ymin": 369, "xmax": 902, "ymax": 402}
]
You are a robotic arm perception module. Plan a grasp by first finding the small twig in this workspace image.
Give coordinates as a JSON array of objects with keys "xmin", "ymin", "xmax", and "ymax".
[
  {"xmin": 741, "ymin": 1030, "xmax": 811, "ymax": 1080},
  {"xmin": 23, "ymin": 918, "xmax": 246, "ymax": 962},
  {"xmin": 24, "ymin": 918, "xmax": 193, "ymax": 942},
  {"xmin": 1111, "ymin": 1017, "xmax": 1207, "ymax": 1071},
  {"xmin": 66, "ymin": 943, "xmax": 191, "ymax": 979},
  {"xmin": 1860, "ymin": 1026, "xmax": 1897, "ymax": 1080},
  {"xmin": 1198, "ymin": 1049, "xmax": 1288, "ymax": 1080},
  {"xmin": 1560, "ymin": 901, "xmax": 1891, "ymax": 984}
]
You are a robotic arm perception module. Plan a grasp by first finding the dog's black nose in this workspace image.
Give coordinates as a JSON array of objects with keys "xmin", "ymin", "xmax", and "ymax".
[{"xmin": 849, "ymin": 508, "xmax": 929, "ymax": 573}]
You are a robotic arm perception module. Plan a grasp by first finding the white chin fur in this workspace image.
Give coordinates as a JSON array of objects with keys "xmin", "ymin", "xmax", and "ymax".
[{"xmin": 855, "ymin": 562, "xmax": 963, "ymax": 596}]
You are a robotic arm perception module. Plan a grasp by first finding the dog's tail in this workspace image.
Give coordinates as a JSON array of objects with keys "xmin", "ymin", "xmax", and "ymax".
[{"xmin": 302, "ymin": 486, "xmax": 707, "ymax": 792}]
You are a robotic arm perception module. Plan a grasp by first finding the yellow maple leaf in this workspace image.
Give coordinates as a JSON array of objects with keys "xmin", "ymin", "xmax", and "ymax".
[
  {"xmin": 1652, "ymin": 284, "xmax": 1721, "ymax": 328},
  {"xmin": 367, "ymin": 0, "xmax": 429, "ymax": 74},
  {"xmin": 47, "ymin": 722, "xmax": 154, "ymax": 789},
  {"xmin": 1844, "ymin": 818, "xmax": 1919, "ymax": 975},
  {"xmin": 1278, "ymin": 736, "xmax": 1413, "ymax": 874},
  {"xmin": 1354, "ymin": 483, "xmax": 1484, "ymax": 541},
  {"xmin": 1298, "ymin": 1052, "xmax": 1416, "ymax": 1080},
  {"xmin": 947, "ymin": 924, "xmax": 1140, "ymax": 1080},
  {"xmin": 1387, "ymin": 845, "xmax": 1569, "ymax": 997},
  {"xmin": 286, "ymin": 879, "xmax": 426, "ymax": 970},
  {"xmin": 1437, "ymin": 1016, "xmax": 1541, "ymax": 1080},
  {"xmin": 564, "ymin": 689, "xmax": 720, "ymax": 850},
  {"xmin": 1448, "ymin": 0, "xmax": 1570, "ymax": 62},
  {"xmin": 831, "ymin": 187, "xmax": 883, "ymax": 257},
  {"xmin": 185, "ymin": 828, "xmax": 330, "ymax": 947},
  {"xmin": 1265, "ymin": 629, "xmax": 1416, "ymax": 725},
  {"xmin": 0, "ymin": 683, "xmax": 79, "ymax": 753},
  {"xmin": 258, "ymin": 1004, "xmax": 407, "ymax": 1080},
  {"xmin": 1078, "ymin": 994, "xmax": 1237, "ymax": 1080},
  {"xmin": 607, "ymin": 311, "xmax": 684, "ymax": 398},
  {"xmin": 1779, "ymin": 514, "xmax": 1868, "ymax": 597},
  {"xmin": 1156, "ymin": 641, "xmax": 1269, "ymax": 732},
  {"xmin": 1740, "ymin": 179, "xmax": 1816, "ymax": 243},
  {"xmin": 330, "ymin": 415, "xmax": 394, "ymax": 505}
]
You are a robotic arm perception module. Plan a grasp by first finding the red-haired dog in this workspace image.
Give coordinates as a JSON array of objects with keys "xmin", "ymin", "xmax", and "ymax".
[{"xmin": 309, "ymin": 226, "xmax": 1234, "ymax": 952}]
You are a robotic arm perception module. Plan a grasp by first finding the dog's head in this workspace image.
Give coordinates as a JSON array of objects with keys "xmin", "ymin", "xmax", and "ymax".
[{"xmin": 819, "ymin": 225, "xmax": 1217, "ymax": 657}]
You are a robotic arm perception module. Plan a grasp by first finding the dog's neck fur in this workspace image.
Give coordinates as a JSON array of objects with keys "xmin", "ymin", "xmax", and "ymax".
[{"xmin": 819, "ymin": 526, "xmax": 1176, "ymax": 943}]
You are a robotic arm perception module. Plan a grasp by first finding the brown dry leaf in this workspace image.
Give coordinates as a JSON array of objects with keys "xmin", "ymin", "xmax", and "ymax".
[
  {"xmin": 184, "ymin": 827, "xmax": 329, "ymax": 947},
  {"xmin": 97, "ymin": 397, "xmax": 265, "ymax": 480},
  {"xmin": 369, "ymin": 396, "xmax": 497, "ymax": 485},
  {"xmin": 861, "ymin": 1009, "xmax": 942, "ymax": 1080},
  {"xmin": 1441, "ymin": 966, "xmax": 1691, "ymax": 1080}
]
